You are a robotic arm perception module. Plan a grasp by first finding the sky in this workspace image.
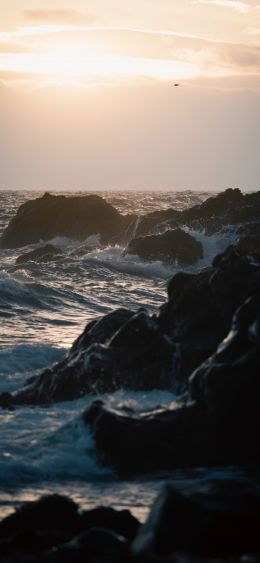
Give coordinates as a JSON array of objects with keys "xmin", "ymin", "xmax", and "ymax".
[{"xmin": 0, "ymin": 0, "xmax": 260, "ymax": 190}]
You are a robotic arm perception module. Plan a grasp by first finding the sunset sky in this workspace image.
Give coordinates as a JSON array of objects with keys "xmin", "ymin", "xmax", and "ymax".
[{"xmin": 1, "ymin": 0, "xmax": 260, "ymax": 190}]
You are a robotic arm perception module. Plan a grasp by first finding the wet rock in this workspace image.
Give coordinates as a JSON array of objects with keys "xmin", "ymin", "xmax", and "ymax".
[
  {"xmin": 158, "ymin": 246, "xmax": 260, "ymax": 386},
  {"xmin": 134, "ymin": 208, "xmax": 181, "ymax": 238},
  {"xmin": 9, "ymin": 309, "xmax": 175, "ymax": 404},
  {"xmin": 189, "ymin": 295, "xmax": 260, "ymax": 465},
  {"xmin": 132, "ymin": 481, "xmax": 260, "ymax": 557},
  {"xmin": 0, "ymin": 193, "xmax": 132, "ymax": 248},
  {"xmin": 16, "ymin": 244, "xmax": 62, "ymax": 264},
  {"xmin": 135, "ymin": 189, "xmax": 260, "ymax": 239},
  {"xmin": 83, "ymin": 399, "xmax": 212, "ymax": 477},
  {"xmin": 126, "ymin": 229, "xmax": 203, "ymax": 265}
]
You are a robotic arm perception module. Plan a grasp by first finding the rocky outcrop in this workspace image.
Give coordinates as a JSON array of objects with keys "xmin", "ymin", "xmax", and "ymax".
[
  {"xmin": 84, "ymin": 294, "xmax": 260, "ymax": 476},
  {"xmin": 0, "ymin": 193, "xmax": 134, "ymax": 249},
  {"xmin": 16, "ymin": 244, "xmax": 62, "ymax": 264},
  {"xmin": 189, "ymin": 295, "xmax": 260, "ymax": 465},
  {"xmin": 126, "ymin": 228, "xmax": 203, "ymax": 265},
  {"xmin": 158, "ymin": 245, "xmax": 260, "ymax": 384},
  {"xmin": 134, "ymin": 189, "xmax": 260, "ymax": 238},
  {"xmin": 1, "ymin": 246, "xmax": 260, "ymax": 408}
]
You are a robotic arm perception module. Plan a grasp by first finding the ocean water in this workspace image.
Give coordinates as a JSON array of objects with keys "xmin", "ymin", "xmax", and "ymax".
[{"xmin": 0, "ymin": 190, "xmax": 239, "ymax": 522}]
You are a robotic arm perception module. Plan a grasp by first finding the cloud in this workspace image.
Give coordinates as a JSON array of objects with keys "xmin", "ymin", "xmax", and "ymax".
[
  {"xmin": 23, "ymin": 10, "xmax": 96, "ymax": 25},
  {"xmin": 193, "ymin": 0, "xmax": 250, "ymax": 12}
]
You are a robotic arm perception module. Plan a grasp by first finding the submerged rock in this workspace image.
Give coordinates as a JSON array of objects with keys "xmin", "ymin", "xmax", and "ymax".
[
  {"xmin": 126, "ymin": 228, "xmax": 203, "ymax": 265},
  {"xmin": 0, "ymin": 192, "xmax": 133, "ymax": 248},
  {"xmin": 16, "ymin": 244, "xmax": 62, "ymax": 264}
]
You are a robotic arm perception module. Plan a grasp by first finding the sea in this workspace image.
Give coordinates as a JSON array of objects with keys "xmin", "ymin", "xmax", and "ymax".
[{"xmin": 0, "ymin": 190, "xmax": 242, "ymax": 523}]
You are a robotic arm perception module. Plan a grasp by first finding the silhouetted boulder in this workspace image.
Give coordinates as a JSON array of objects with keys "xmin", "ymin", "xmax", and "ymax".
[
  {"xmin": 126, "ymin": 229, "xmax": 203, "ymax": 265},
  {"xmin": 0, "ymin": 193, "xmax": 133, "ymax": 248},
  {"xmin": 16, "ymin": 244, "xmax": 62, "ymax": 264},
  {"xmin": 132, "ymin": 481, "xmax": 260, "ymax": 557},
  {"xmin": 0, "ymin": 494, "xmax": 140, "ymax": 560}
]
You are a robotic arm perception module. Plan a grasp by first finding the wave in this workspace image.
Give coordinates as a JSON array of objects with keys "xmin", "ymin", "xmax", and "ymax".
[
  {"xmin": 0, "ymin": 343, "xmax": 66, "ymax": 379},
  {"xmin": 83, "ymin": 246, "xmax": 175, "ymax": 279},
  {"xmin": 0, "ymin": 389, "xmax": 178, "ymax": 489}
]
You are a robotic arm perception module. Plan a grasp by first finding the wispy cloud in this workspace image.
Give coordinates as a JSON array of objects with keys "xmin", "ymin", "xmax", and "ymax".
[
  {"xmin": 23, "ymin": 10, "xmax": 96, "ymax": 25},
  {"xmin": 193, "ymin": 0, "xmax": 250, "ymax": 12}
]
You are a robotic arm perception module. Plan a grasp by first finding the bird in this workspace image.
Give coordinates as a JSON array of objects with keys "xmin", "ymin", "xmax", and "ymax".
[{"xmin": 174, "ymin": 83, "xmax": 180, "ymax": 87}]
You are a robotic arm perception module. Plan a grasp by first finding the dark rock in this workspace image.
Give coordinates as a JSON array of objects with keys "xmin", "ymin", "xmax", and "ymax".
[
  {"xmin": 189, "ymin": 295, "xmax": 260, "ymax": 465},
  {"xmin": 8, "ymin": 309, "xmax": 175, "ymax": 405},
  {"xmin": 53, "ymin": 527, "xmax": 129, "ymax": 561},
  {"xmin": 135, "ymin": 189, "xmax": 260, "ymax": 239},
  {"xmin": 158, "ymin": 246, "xmax": 260, "ymax": 386},
  {"xmin": 126, "ymin": 229, "xmax": 203, "ymax": 265},
  {"xmin": 79, "ymin": 506, "xmax": 140, "ymax": 541},
  {"xmin": 134, "ymin": 208, "xmax": 181, "ymax": 238},
  {"xmin": 0, "ymin": 193, "xmax": 132, "ymax": 248},
  {"xmin": 16, "ymin": 244, "xmax": 62, "ymax": 264},
  {"xmin": 0, "ymin": 494, "xmax": 140, "ymax": 560},
  {"xmin": 83, "ymin": 399, "xmax": 212, "ymax": 477},
  {"xmin": 132, "ymin": 481, "xmax": 260, "ymax": 557},
  {"xmin": 0, "ymin": 495, "xmax": 80, "ymax": 539}
]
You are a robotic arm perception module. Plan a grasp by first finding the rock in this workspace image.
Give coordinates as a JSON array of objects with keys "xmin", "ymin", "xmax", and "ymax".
[
  {"xmin": 83, "ymin": 399, "xmax": 212, "ymax": 477},
  {"xmin": 53, "ymin": 527, "xmax": 129, "ymax": 561},
  {"xmin": 16, "ymin": 244, "xmax": 62, "ymax": 264},
  {"xmin": 134, "ymin": 189, "xmax": 260, "ymax": 239},
  {"xmin": 126, "ymin": 229, "xmax": 203, "ymax": 265},
  {"xmin": 6, "ymin": 309, "xmax": 175, "ymax": 405},
  {"xmin": 189, "ymin": 295, "xmax": 260, "ymax": 465},
  {"xmin": 0, "ymin": 495, "xmax": 80, "ymax": 539},
  {"xmin": 0, "ymin": 193, "xmax": 133, "ymax": 248},
  {"xmin": 158, "ymin": 246, "xmax": 260, "ymax": 386},
  {"xmin": 132, "ymin": 481, "xmax": 260, "ymax": 557},
  {"xmin": 0, "ymin": 494, "xmax": 140, "ymax": 560},
  {"xmin": 134, "ymin": 208, "xmax": 181, "ymax": 238}
]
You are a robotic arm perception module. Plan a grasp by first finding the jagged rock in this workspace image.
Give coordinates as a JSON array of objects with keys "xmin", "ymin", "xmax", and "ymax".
[
  {"xmin": 83, "ymin": 399, "xmax": 212, "ymax": 476},
  {"xmin": 158, "ymin": 246, "xmax": 260, "ymax": 385},
  {"xmin": 190, "ymin": 295, "xmax": 260, "ymax": 465},
  {"xmin": 3, "ymin": 309, "xmax": 175, "ymax": 405},
  {"xmin": 16, "ymin": 244, "xmax": 62, "ymax": 264},
  {"xmin": 134, "ymin": 189, "xmax": 260, "ymax": 238},
  {"xmin": 0, "ymin": 193, "xmax": 133, "ymax": 248},
  {"xmin": 132, "ymin": 481, "xmax": 260, "ymax": 557},
  {"xmin": 126, "ymin": 229, "xmax": 203, "ymax": 265}
]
